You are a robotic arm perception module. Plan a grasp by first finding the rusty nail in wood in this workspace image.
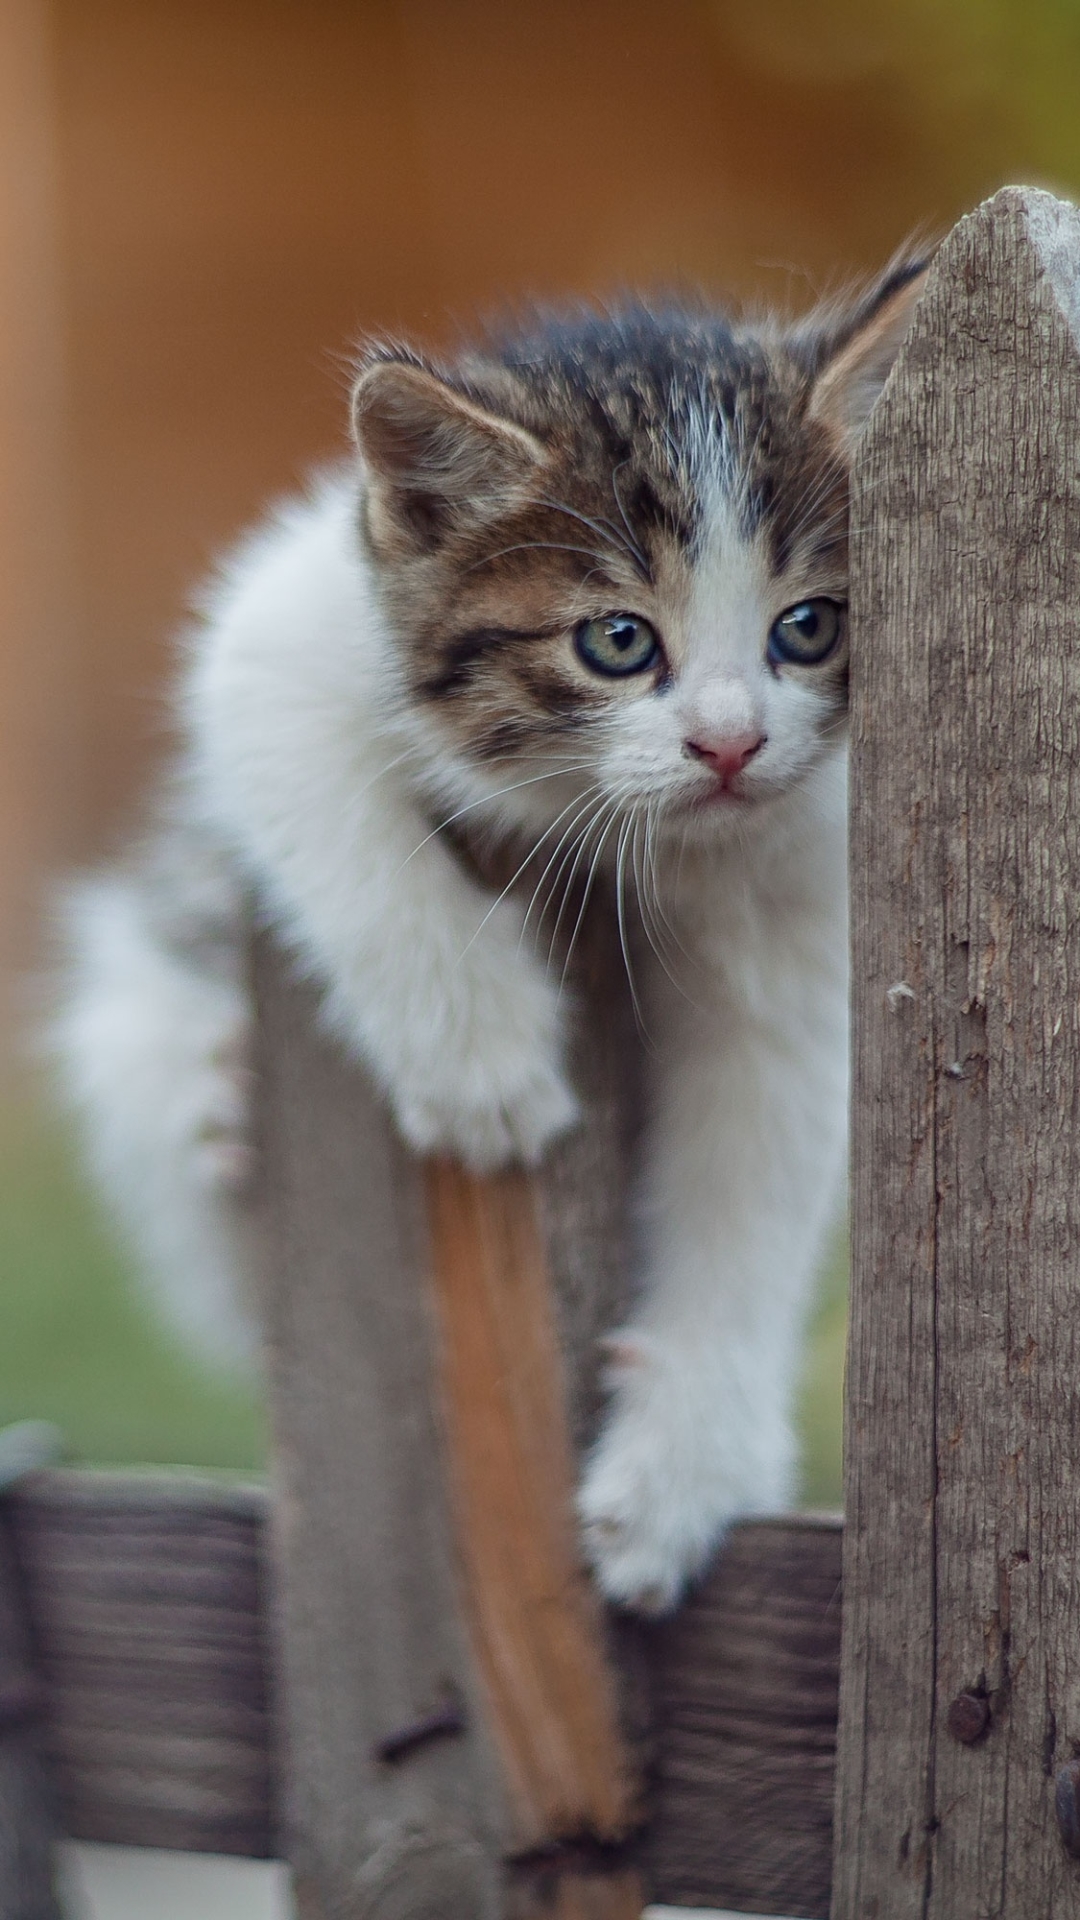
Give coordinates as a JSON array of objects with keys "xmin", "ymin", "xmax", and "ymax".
[
  {"xmin": 946, "ymin": 1691, "xmax": 990, "ymax": 1745},
  {"xmin": 374, "ymin": 1702, "xmax": 466, "ymax": 1765},
  {"xmin": 1057, "ymin": 1760, "xmax": 1080, "ymax": 1857}
]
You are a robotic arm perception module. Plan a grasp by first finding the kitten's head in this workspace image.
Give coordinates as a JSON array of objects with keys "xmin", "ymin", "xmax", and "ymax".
[{"xmin": 350, "ymin": 262, "xmax": 927, "ymax": 849}]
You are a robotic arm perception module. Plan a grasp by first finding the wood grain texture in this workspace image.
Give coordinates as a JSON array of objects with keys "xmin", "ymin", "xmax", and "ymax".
[
  {"xmin": 5, "ymin": 1470, "xmax": 843, "ymax": 1908},
  {"xmin": 0, "ymin": 1501, "xmax": 64, "ymax": 1919},
  {"xmin": 8, "ymin": 1470, "xmax": 274, "ymax": 1860},
  {"xmin": 251, "ymin": 935, "xmax": 509, "ymax": 1919},
  {"xmin": 644, "ymin": 1516, "xmax": 841, "ymax": 1920},
  {"xmin": 425, "ymin": 1159, "xmax": 637, "ymax": 1848},
  {"xmin": 836, "ymin": 185, "xmax": 1080, "ymax": 1917},
  {"xmin": 251, "ymin": 873, "xmax": 649, "ymax": 1918},
  {"xmin": 0, "ymin": 1225, "xmax": 841, "ymax": 1905}
]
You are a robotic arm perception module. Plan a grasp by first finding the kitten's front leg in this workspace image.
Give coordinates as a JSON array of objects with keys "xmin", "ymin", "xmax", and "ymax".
[
  {"xmin": 358, "ymin": 850, "xmax": 581, "ymax": 1171},
  {"xmin": 578, "ymin": 986, "xmax": 846, "ymax": 1612},
  {"xmin": 279, "ymin": 769, "xmax": 580, "ymax": 1171}
]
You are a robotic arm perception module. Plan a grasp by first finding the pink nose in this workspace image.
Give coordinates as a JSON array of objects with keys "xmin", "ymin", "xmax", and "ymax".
[{"xmin": 684, "ymin": 732, "xmax": 767, "ymax": 785}]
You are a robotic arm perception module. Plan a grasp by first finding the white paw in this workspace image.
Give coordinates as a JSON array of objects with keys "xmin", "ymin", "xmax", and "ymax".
[
  {"xmin": 578, "ymin": 1336, "xmax": 790, "ymax": 1613},
  {"xmin": 394, "ymin": 1057, "xmax": 579, "ymax": 1171},
  {"xmin": 383, "ymin": 943, "xmax": 580, "ymax": 1172}
]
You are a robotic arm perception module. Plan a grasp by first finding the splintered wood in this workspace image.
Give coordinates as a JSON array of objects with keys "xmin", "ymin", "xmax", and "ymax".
[
  {"xmin": 837, "ymin": 185, "xmax": 1080, "ymax": 1916},
  {"xmin": 424, "ymin": 1160, "xmax": 636, "ymax": 1847},
  {"xmin": 252, "ymin": 891, "xmax": 647, "ymax": 1920}
]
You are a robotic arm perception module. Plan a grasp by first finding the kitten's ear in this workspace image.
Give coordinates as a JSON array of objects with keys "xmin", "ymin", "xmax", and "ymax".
[
  {"xmin": 807, "ymin": 258, "xmax": 931, "ymax": 448},
  {"xmin": 352, "ymin": 358, "xmax": 547, "ymax": 553}
]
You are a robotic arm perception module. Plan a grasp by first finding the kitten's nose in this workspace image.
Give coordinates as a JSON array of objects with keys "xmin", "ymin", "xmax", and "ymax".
[{"xmin": 684, "ymin": 732, "xmax": 767, "ymax": 786}]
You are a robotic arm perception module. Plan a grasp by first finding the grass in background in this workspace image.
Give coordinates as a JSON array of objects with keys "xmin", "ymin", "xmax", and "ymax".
[
  {"xmin": 0, "ymin": 1091, "xmax": 846, "ymax": 1501},
  {"xmin": 0, "ymin": 1097, "xmax": 263, "ymax": 1471},
  {"xmin": 797, "ymin": 1232, "xmax": 847, "ymax": 1510}
]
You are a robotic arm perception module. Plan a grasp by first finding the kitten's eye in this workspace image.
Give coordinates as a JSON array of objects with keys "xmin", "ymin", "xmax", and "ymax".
[
  {"xmin": 574, "ymin": 613, "xmax": 661, "ymax": 677},
  {"xmin": 767, "ymin": 599, "xmax": 844, "ymax": 667}
]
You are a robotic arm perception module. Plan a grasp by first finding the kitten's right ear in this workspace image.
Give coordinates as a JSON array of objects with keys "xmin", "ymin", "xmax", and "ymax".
[{"xmin": 352, "ymin": 358, "xmax": 547, "ymax": 554}]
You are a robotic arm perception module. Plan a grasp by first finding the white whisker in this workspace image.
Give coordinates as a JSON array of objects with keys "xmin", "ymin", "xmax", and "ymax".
[
  {"xmin": 547, "ymin": 782, "xmax": 637, "ymax": 962},
  {"xmin": 397, "ymin": 761, "xmax": 594, "ymax": 873},
  {"xmin": 456, "ymin": 784, "xmax": 603, "ymax": 964},
  {"xmin": 558, "ymin": 791, "xmax": 629, "ymax": 992},
  {"xmin": 518, "ymin": 785, "xmax": 609, "ymax": 948},
  {"xmin": 534, "ymin": 497, "xmax": 642, "ymax": 580},
  {"xmin": 464, "ymin": 540, "xmax": 608, "ymax": 573},
  {"xmin": 609, "ymin": 460, "xmax": 651, "ymax": 577},
  {"xmin": 614, "ymin": 807, "xmax": 650, "ymax": 1042}
]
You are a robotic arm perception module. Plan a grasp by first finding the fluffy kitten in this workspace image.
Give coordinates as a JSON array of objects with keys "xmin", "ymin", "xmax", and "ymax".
[{"xmin": 55, "ymin": 266, "xmax": 926, "ymax": 1609}]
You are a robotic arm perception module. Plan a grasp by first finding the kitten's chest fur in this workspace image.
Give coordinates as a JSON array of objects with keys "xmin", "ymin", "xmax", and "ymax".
[
  {"xmin": 463, "ymin": 770, "xmax": 848, "ymax": 1058},
  {"xmin": 645, "ymin": 818, "xmax": 847, "ymax": 1050}
]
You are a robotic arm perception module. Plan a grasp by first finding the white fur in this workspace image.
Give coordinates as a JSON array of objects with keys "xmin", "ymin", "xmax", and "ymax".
[
  {"xmin": 59, "ymin": 461, "xmax": 848, "ymax": 1608},
  {"xmin": 186, "ymin": 482, "xmax": 579, "ymax": 1168},
  {"xmin": 53, "ymin": 873, "xmax": 257, "ymax": 1368},
  {"xmin": 577, "ymin": 795, "xmax": 848, "ymax": 1606}
]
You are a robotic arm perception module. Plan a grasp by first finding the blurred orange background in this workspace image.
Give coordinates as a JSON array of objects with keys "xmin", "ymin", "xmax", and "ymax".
[
  {"xmin": 5, "ymin": 0, "xmax": 1080, "ymax": 1055},
  {"xmin": 3, "ymin": 0, "xmax": 1080, "ymax": 1480}
]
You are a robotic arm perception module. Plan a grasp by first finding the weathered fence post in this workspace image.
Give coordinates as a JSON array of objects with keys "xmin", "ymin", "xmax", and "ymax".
[
  {"xmin": 836, "ymin": 184, "xmax": 1080, "ymax": 1915},
  {"xmin": 251, "ymin": 880, "xmax": 648, "ymax": 1919},
  {"xmin": 250, "ymin": 823, "xmax": 845, "ymax": 1920}
]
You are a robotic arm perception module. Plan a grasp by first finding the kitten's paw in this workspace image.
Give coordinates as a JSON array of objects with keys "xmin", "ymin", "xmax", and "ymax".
[
  {"xmin": 387, "ymin": 959, "xmax": 580, "ymax": 1172},
  {"xmin": 578, "ymin": 1425, "xmax": 711, "ymax": 1615},
  {"xmin": 395, "ymin": 1060, "xmax": 579, "ymax": 1171},
  {"xmin": 578, "ymin": 1446, "xmax": 727, "ymax": 1615},
  {"xmin": 578, "ymin": 1337, "xmax": 787, "ymax": 1613}
]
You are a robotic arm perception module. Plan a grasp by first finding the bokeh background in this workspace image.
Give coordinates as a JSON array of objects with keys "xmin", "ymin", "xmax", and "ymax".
[{"xmin": 4, "ymin": 0, "xmax": 1080, "ymax": 1496}]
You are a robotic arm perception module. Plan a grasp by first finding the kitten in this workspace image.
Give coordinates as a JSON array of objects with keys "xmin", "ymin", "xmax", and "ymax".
[{"xmin": 55, "ymin": 266, "xmax": 926, "ymax": 1609}]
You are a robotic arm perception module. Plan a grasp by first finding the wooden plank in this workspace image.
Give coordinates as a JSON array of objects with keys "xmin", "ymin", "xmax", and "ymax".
[
  {"xmin": 9, "ymin": 1471, "xmax": 275, "ymax": 1859},
  {"xmin": 251, "ymin": 938, "xmax": 511, "ymax": 1920},
  {"xmin": 7, "ymin": 1469, "xmax": 843, "ymax": 1910},
  {"xmin": 645, "ymin": 1516, "xmax": 841, "ymax": 1920},
  {"xmin": 0, "ymin": 1495, "xmax": 64, "ymax": 1920},
  {"xmin": 425, "ymin": 1160, "xmax": 638, "ymax": 1844},
  {"xmin": 836, "ymin": 184, "xmax": 1080, "ymax": 1917},
  {"xmin": 251, "ymin": 895, "xmax": 647, "ymax": 1919}
]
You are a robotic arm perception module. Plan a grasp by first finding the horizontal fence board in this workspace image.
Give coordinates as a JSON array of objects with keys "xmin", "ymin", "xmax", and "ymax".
[
  {"xmin": 0, "ymin": 1498, "xmax": 65, "ymax": 1918},
  {"xmin": 643, "ymin": 1516, "xmax": 841, "ymax": 1920},
  {"xmin": 8, "ymin": 1469, "xmax": 841, "ymax": 1912},
  {"xmin": 9, "ymin": 1470, "xmax": 276, "ymax": 1860}
]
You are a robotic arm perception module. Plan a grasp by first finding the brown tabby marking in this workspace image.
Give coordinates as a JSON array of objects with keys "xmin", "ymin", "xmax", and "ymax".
[{"xmin": 354, "ymin": 267, "xmax": 926, "ymax": 766}]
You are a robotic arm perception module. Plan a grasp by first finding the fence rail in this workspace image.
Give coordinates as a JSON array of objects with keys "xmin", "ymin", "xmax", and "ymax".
[{"xmin": 6, "ymin": 1470, "xmax": 840, "ymax": 1918}]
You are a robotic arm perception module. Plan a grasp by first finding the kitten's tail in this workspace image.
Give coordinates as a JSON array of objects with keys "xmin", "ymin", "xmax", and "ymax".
[{"xmin": 49, "ymin": 835, "xmax": 259, "ymax": 1372}]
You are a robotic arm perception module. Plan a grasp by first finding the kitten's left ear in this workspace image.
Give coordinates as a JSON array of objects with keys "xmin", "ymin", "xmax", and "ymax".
[
  {"xmin": 352, "ymin": 356, "xmax": 547, "ymax": 554},
  {"xmin": 807, "ymin": 257, "xmax": 931, "ymax": 448}
]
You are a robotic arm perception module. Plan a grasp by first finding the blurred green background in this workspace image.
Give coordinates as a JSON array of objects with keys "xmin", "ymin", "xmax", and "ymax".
[
  {"xmin": 0, "ymin": 1097, "xmax": 844, "ymax": 1498},
  {"xmin": 0, "ymin": 1104, "xmax": 264, "ymax": 1470},
  {"xmin": 4, "ymin": 0, "xmax": 1080, "ymax": 1497}
]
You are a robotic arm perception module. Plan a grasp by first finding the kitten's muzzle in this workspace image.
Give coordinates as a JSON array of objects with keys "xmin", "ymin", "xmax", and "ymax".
[{"xmin": 683, "ymin": 731, "xmax": 767, "ymax": 791}]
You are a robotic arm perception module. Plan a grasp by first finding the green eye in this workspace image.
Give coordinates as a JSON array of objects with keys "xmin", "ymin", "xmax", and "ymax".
[
  {"xmin": 574, "ymin": 613, "xmax": 661, "ymax": 677},
  {"xmin": 767, "ymin": 598, "xmax": 844, "ymax": 666}
]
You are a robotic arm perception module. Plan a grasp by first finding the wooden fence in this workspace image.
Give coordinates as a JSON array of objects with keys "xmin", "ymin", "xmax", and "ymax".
[
  {"xmin": 2, "ymin": 1474, "xmax": 840, "ymax": 1917},
  {"xmin": 4, "ymin": 183, "xmax": 1080, "ymax": 1919}
]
